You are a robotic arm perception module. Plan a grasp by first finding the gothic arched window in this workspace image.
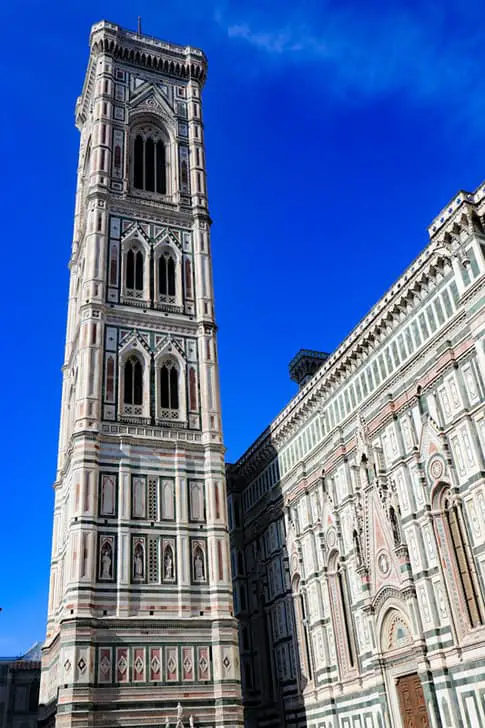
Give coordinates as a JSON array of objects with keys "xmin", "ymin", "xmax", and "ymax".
[
  {"xmin": 444, "ymin": 492, "xmax": 483, "ymax": 628},
  {"xmin": 124, "ymin": 356, "xmax": 143, "ymax": 406},
  {"xmin": 125, "ymin": 248, "xmax": 144, "ymax": 292},
  {"xmin": 133, "ymin": 132, "xmax": 166, "ymax": 194},
  {"xmin": 328, "ymin": 558, "xmax": 356, "ymax": 675},
  {"xmin": 160, "ymin": 361, "xmax": 179, "ymax": 413},
  {"xmin": 337, "ymin": 567, "xmax": 355, "ymax": 668},
  {"xmin": 159, "ymin": 252, "xmax": 176, "ymax": 300}
]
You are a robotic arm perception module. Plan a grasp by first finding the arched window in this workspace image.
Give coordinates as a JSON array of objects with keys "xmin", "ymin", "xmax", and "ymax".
[
  {"xmin": 124, "ymin": 356, "xmax": 143, "ymax": 406},
  {"xmin": 159, "ymin": 252, "xmax": 176, "ymax": 300},
  {"xmin": 160, "ymin": 360, "xmax": 179, "ymax": 415},
  {"xmin": 328, "ymin": 558, "xmax": 356, "ymax": 675},
  {"xmin": 444, "ymin": 492, "xmax": 483, "ymax": 628},
  {"xmin": 125, "ymin": 248, "xmax": 144, "ymax": 293},
  {"xmin": 337, "ymin": 567, "xmax": 355, "ymax": 668},
  {"xmin": 133, "ymin": 131, "xmax": 167, "ymax": 194}
]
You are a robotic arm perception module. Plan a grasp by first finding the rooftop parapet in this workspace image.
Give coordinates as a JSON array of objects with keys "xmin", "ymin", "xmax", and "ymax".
[
  {"xmin": 428, "ymin": 180, "xmax": 485, "ymax": 238},
  {"xmin": 88, "ymin": 20, "xmax": 207, "ymax": 84},
  {"xmin": 90, "ymin": 20, "xmax": 206, "ymax": 59}
]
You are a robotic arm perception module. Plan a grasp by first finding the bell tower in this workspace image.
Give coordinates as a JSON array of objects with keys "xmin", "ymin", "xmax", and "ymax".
[{"xmin": 40, "ymin": 21, "xmax": 242, "ymax": 728}]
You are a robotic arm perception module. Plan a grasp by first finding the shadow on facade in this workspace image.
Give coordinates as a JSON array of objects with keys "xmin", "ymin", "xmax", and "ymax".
[{"xmin": 227, "ymin": 437, "xmax": 309, "ymax": 728}]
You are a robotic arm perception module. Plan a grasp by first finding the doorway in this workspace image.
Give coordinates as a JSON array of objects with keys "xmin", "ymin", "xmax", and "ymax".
[{"xmin": 396, "ymin": 673, "xmax": 430, "ymax": 728}]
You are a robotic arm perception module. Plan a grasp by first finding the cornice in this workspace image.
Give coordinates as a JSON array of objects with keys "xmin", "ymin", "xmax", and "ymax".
[
  {"xmin": 107, "ymin": 198, "xmax": 204, "ymax": 229},
  {"xmin": 104, "ymin": 308, "xmax": 201, "ymax": 335}
]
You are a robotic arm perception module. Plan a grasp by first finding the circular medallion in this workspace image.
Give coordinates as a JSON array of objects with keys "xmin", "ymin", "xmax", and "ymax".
[
  {"xmin": 326, "ymin": 527, "xmax": 337, "ymax": 549},
  {"xmin": 428, "ymin": 455, "xmax": 445, "ymax": 482},
  {"xmin": 377, "ymin": 550, "xmax": 390, "ymax": 576}
]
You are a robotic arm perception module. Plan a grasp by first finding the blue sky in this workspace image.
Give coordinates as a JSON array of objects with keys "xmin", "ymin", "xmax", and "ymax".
[{"xmin": 1, "ymin": 0, "xmax": 485, "ymax": 655}]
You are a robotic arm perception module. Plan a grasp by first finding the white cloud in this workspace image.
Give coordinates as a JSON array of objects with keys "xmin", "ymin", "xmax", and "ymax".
[{"xmin": 215, "ymin": 2, "xmax": 485, "ymax": 125}]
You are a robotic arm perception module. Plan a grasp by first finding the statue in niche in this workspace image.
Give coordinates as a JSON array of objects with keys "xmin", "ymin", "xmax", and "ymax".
[
  {"xmin": 101, "ymin": 542, "xmax": 112, "ymax": 579},
  {"xmin": 194, "ymin": 547, "xmax": 204, "ymax": 580},
  {"xmin": 176, "ymin": 702, "xmax": 184, "ymax": 728},
  {"xmin": 389, "ymin": 506, "xmax": 401, "ymax": 547},
  {"xmin": 134, "ymin": 543, "xmax": 144, "ymax": 578},
  {"xmin": 360, "ymin": 454, "xmax": 372, "ymax": 486},
  {"xmin": 352, "ymin": 529, "xmax": 362, "ymax": 566},
  {"xmin": 164, "ymin": 546, "xmax": 174, "ymax": 580},
  {"xmin": 189, "ymin": 716, "xmax": 194, "ymax": 728}
]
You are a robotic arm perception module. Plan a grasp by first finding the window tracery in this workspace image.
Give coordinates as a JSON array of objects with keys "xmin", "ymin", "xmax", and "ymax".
[
  {"xmin": 158, "ymin": 250, "xmax": 176, "ymax": 301},
  {"xmin": 158, "ymin": 358, "xmax": 181, "ymax": 420},
  {"xmin": 123, "ymin": 354, "xmax": 143, "ymax": 416},
  {"xmin": 125, "ymin": 247, "xmax": 144, "ymax": 295},
  {"xmin": 443, "ymin": 490, "xmax": 483, "ymax": 628},
  {"xmin": 133, "ymin": 127, "xmax": 167, "ymax": 194},
  {"xmin": 327, "ymin": 556, "xmax": 356, "ymax": 675}
]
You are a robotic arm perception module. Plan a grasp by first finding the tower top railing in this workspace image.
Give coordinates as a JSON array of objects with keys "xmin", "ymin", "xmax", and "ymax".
[{"xmin": 90, "ymin": 20, "xmax": 206, "ymax": 61}]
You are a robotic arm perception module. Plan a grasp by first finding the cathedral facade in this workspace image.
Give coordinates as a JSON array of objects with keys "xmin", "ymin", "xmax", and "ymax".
[
  {"xmin": 227, "ymin": 186, "xmax": 485, "ymax": 728},
  {"xmin": 39, "ymin": 21, "xmax": 242, "ymax": 728}
]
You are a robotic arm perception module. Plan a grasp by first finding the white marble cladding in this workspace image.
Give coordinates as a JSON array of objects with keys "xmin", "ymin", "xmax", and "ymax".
[{"xmin": 239, "ymin": 226, "xmax": 483, "ymax": 513}]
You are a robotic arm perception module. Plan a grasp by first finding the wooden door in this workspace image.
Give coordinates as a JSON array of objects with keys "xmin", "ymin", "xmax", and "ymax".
[{"xmin": 396, "ymin": 673, "xmax": 430, "ymax": 728}]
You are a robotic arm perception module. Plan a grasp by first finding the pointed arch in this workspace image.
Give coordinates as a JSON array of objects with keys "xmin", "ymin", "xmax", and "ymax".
[
  {"xmin": 155, "ymin": 344, "xmax": 187, "ymax": 423},
  {"xmin": 131, "ymin": 119, "xmax": 169, "ymax": 196},
  {"xmin": 443, "ymin": 488, "xmax": 483, "ymax": 628},
  {"xmin": 120, "ymin": 230, "xmax": 150, "ymax": 305},
  {"xmin": 153, "ymin": 233, "xmax": 183, "ymax": 310},
  {"xmin": 379, "ymin": 607, "xmax": 413, "ymax": 653},
  {"xmin": 118, "ymin": 345, "xmax": 150, "ymax": 421},
  {"xmin": 157, "ymin": 356, "xmax": 180, "ymax": 419},
  {"xmin": 123, "ymin": 354, "xmax": 143, "ymax": 406}
]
